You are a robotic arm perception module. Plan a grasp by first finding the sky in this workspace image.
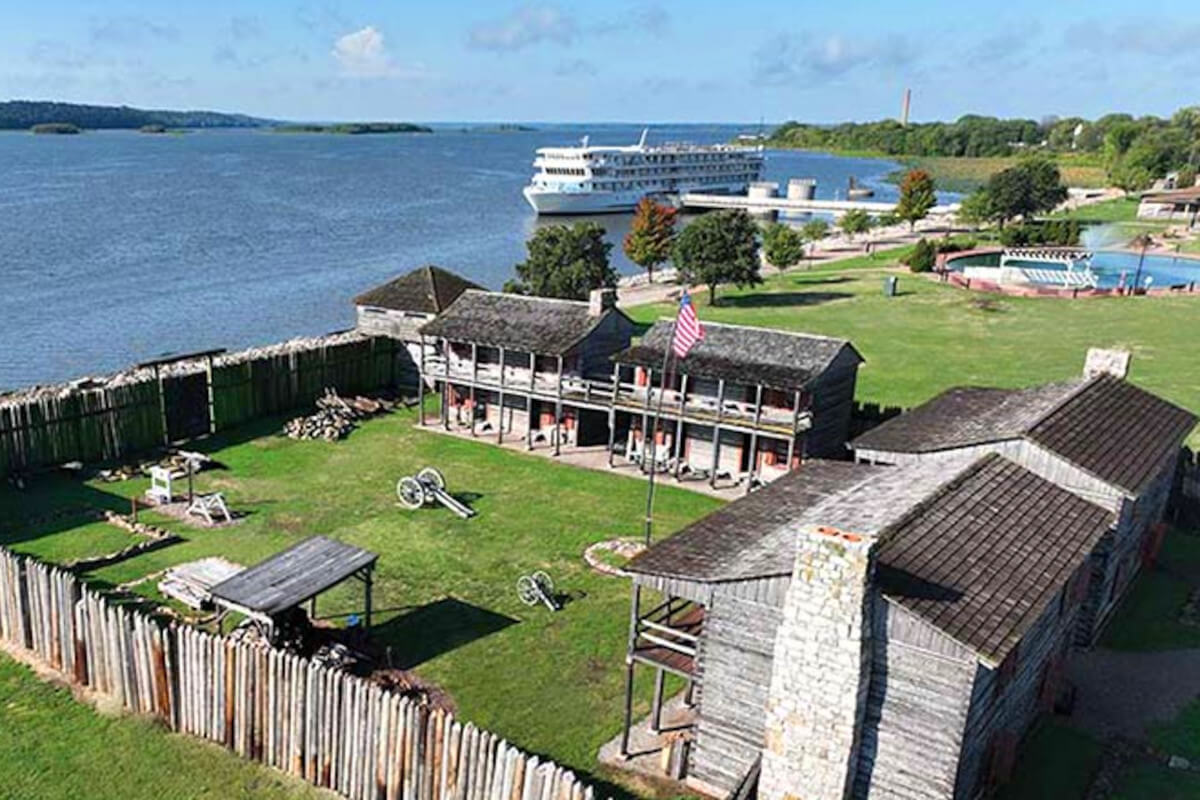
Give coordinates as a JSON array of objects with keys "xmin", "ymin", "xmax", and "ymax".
[{"xmin": 0, "ymin": 0, "xmax": 1196, "ymax": 124}]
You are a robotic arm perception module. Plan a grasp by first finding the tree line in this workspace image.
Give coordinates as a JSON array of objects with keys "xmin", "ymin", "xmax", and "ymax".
[
  {"xmin": 768, "ymin": 105, "xmax": 1200, "ymax": 191},
  {"xmin": 0, "ymin": 100, "xmax": 271, "ymax": 130}
]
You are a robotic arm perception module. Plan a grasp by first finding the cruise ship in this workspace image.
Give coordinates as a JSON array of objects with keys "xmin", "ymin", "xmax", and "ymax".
[{"xmin": 522, "ymin": 130, "xmax": 765, "ymax": 215}]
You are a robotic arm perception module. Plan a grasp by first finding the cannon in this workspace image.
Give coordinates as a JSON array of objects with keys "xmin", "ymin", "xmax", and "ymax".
[
  {"xmin": 396, "ymin": 467, "xmax": 476, "ymax": 519},
  {"xmin": 516, "ymin": 570, "xmax": 560, "ymax": 612}
]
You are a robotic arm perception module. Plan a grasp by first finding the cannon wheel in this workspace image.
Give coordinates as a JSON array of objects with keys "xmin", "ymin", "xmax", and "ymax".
[
  {"xmin": 517, "ymin": 575, "xmax": 541, "ymax": 606},
  {"xmin": 417, "ymin": 467, "xmax": 446, "ymax": 491},
  {"xmin": 396, "ymin": 476, "xmax": 426, "ymax": 509},
  {"xmin": 532, "ymin": 571, "xmax": 554, "ymax": 597}
]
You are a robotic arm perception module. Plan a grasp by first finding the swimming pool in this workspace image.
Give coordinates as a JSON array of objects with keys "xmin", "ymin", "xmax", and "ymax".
[{"xmin": 949, "ymin": 250, "xmax": 1200, "ymax": 290}]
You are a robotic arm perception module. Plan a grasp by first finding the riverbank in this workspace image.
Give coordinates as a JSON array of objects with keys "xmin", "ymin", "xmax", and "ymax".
[{"xmin": 760, "ymin": 145, "xmax": 1108, "ymax": 192}]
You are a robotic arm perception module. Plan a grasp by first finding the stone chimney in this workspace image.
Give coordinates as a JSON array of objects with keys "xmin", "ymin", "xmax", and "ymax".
[
  {"xmin": 760, "ymin": 524, "xmax": 878, "ymax": 800},
  {"xmin": 588, "ymin": 287, "xmax": 617, "ymax": 316},
  {"xmin": 1083, "ymin": 347, "xmax": 1131, "ymax": 380}
]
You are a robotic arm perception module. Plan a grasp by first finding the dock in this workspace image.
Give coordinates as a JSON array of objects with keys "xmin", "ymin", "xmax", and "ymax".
[{"xmin": 679, "ymin": 191, "xmax": 957, "ymax": 217}]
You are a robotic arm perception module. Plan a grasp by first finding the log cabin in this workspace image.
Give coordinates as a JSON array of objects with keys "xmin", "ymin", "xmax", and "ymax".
[
  {"xmin": 353, "ymin": 266, "xmax": 482, "ymax": 385},
  {"xmin": 851, "ymin": 365, "xmax": 1197, "ymax": 645},
  {"xmin": 416, "ymin": 288, "xmax": 635, "ymax": 451},
  {"xmin": 609, "ymin": 321, "xmax": 863, "ymax": 492},
  {"xmin": 618, "ymin": 452, "xmax": 1118, "ymax": 799}
]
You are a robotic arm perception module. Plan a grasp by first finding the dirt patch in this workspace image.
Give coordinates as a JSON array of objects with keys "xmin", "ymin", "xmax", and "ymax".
[{"xmin": 371, "ymin": 669, "xmax": 456, "ymax": 715}]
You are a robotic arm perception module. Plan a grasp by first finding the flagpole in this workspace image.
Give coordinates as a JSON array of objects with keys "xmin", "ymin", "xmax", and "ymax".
[{"xmin": 642, "ymin": 340, "xmax": 675, "ymax": 546}]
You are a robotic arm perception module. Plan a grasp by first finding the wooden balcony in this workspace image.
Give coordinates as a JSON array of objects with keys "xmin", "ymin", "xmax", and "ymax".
[{"xmin": 630, "ymin": 599, "xmax": 704, "ymax": 679}]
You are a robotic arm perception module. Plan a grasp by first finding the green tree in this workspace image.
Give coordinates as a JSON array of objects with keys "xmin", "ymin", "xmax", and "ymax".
[
  {"xmin": 762, "ymin": 222, "xmax": 806, "ymax": 270},
  {"xmin": 984, "ymin": 156, "xmax": 1066, "ymax": 227},
  {"xmin": 510, "ymin": 222, "xmax": 616, "ymax": 300},
  {"xmin": 672, "ymin": 210, "xmax": 761, "ymax": 304},
  {"xmin": 957, "ymin": 189, "xmax": 994, "ymax": 229},
  {"xmin": 801, "ymin": 218, "xmax": 830, "ymax": 263},
  {"xmin": 622, "ymin": 198, "xmax": 678, "ymax": 284},
  {"xmin": 839, "ymin": 208, "xmax": 872, "ymax": 243},
  {"xmin": 895, "ymin": 168, "xmax": 937, "ymax": 230}
]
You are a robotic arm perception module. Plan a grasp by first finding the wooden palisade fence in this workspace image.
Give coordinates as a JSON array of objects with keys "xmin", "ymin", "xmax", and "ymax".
[
  {"xmin": 0, "ymin": 333, "xmax": 403, "ymax": 480},
  {"xmin": 0, "ymin": 546, "xmax": 599, "ymax": 800}
]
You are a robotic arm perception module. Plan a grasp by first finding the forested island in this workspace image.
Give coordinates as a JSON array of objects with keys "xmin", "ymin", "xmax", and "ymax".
[
  {"xmin": 767, "ymin": 105, "xmax": 1200, "ymax": 191},
  {"xmin": 272, "ymin": 122, "xmax": 433, "ymax": 134},
  {"xmin": 30, "ymin": 122, "xmax": 80, "ymax": 135},
  {"xmin": 1, "ymin": 100, "xmax": 271, "ymax": 130}
]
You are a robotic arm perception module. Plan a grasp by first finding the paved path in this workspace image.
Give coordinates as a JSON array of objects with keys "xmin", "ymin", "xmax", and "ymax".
[{"xmin": 1068, "ymin": 647, "xmax": 1200, "ymax": 740}]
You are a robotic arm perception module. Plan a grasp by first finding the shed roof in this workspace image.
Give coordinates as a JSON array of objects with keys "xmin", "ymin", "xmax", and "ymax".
[
  {"xmin": 626, "ymin": 457, "xmax": 967, "ymax": 584},
  {"xmin": 418, "ymin": 290, "xmax": 628, "ymax": 355},
  {"xmin": 354, "ymin": 266, "xmax": 482, "ymax": 315},
  {"xmin": 612, "ymin": 320, "xmax": 862, "ymax": 391},
  {"xmin": 852, "ymin": 374, "xmax": 1197, "ymax": 495},
  {"xmin": 209, "ymin": 536, "xmax": 378, "ymax": 617},
  {"xmin": 877, "ymin": 454, "xmax": 1113, "ymax": 665},
  {"xmin": 1141, "ymin": 186, "xmax": 1200, "ymax": 204},
  {"xmin": 625, "ymin": 460, "xmax": 880, "ymax": 583}
]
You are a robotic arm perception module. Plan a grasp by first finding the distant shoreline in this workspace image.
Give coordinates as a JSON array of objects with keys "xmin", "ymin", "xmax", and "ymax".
[{"xmin": 271, "ymin": 122, "xmax": 434, "ymax": 135}]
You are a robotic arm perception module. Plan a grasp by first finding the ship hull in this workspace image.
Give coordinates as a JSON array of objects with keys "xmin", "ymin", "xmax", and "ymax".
[{"xmin": 523, "ymin": 182, "xmax": 749, "ymax": 215}]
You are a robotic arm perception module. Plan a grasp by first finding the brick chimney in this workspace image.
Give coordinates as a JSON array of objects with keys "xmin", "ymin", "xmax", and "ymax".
[
  {"xmin": 588, "ymin": 287, "xmax": 617, "ymax": 316},
  {"xmin": 760, "ymin": 524, "xmax": 878, "ymax": 800}
]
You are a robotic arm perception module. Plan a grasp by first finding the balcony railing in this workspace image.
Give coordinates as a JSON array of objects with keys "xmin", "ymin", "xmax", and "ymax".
[{"xmin": 422, "ymin": 356, "xmax": 812, "ymax": 433}]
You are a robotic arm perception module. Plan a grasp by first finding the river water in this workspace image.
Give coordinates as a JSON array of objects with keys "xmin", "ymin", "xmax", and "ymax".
[{"xmin": 0, "ymin": 123, "xmax": 917, "ymax": 388}]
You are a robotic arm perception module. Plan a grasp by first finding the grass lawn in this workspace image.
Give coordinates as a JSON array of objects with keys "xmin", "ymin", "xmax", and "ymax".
[
  {"xmin": 996, "ymin": 721, "xmax": 1103, "ymax": 800},
  {"xmin": 0, "ymin": 654, "xmax": 333, "ymax": 800},
  {"xmin": 1051, "ymin": 197, "xmax": 1141, "ymax": 223},
  {"xmin": 1101, "ymin": 531, "xmax": 1200, "ymax": 651},
  {"xmin": 0, "ymin": 409, "xmax": 721, "ymax": 795},
  {"xmin": 627, "ymin": 261, "xmax": 1200, "ymax": 447}
]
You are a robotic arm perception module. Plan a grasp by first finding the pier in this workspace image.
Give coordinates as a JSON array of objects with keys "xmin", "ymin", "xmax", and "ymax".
[{"xmin": 679, "ymin": 191, "xmax": 957, "ymax": 217}]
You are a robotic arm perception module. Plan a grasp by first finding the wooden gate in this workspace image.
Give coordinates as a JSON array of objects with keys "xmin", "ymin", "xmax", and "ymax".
[{"xmin": 163, "ymin": 373, "xmax": 210, "ymax": 442}]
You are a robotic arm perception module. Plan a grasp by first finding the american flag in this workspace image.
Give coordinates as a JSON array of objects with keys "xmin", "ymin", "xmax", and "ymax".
[{"xmin": 672, "ymin": 291, "xmax": 704, "ymax": 358}]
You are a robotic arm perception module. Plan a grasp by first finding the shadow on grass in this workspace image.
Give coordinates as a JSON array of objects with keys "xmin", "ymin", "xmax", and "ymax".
[
  {"xmin": 785, "ymin": 275, "xmax": 855, "ymax": 286},
  {"xmin": 371, "ymin": 596, "xmax": 519, "ymax": 669},
  {"xmin": 716, "ymin": 291, "xmax": 853, "ymax": 309}
]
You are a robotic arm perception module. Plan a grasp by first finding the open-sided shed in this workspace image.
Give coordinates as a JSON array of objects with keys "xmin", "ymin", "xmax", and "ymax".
[{"xmin": 210, "ymin": 536, "xmax": 378, "ymax": 638}]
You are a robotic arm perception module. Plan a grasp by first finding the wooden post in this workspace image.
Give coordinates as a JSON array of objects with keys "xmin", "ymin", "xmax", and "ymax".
[
  {"xmin": 469, "ymin": 343, "xmax": 478, "ymax": 437},
  {"xmin": 673, "ymin": 375, "xmax": 688, "ymax": 480},
  {"xmin": 554, "ymin": 356, "xmax": 564, "ymax": 456},
  {"xmin": 746, "ymin": 384, "xmax": 763, "ymax": 495},
  {"xmin": 155, "ymin": 364, "xmax": 170, "ymax": 446},
  {"xmin": 710, "ymin": 378, "xmax": 725, "ymax": 488},
  {"xmin": 418, "ymin": 335, "xmax": 427, "ymax": 426},
  {"xmin": 441, "ymin": 339, "xmax": 451, "ymax": 431},
  {"xmin": 497, "ymin": 346, "xmax": 506, "ymax": 444},
  {"xmin": 650, "ymin": 668, "xmax": 665, "ymax": 734},
  {"xmin": 205, "ymin": 353, "xmax": 217, "ymax": 434},
  {"xmin": 787, "ymin": 389, "xmax": 802, "ymax": 471},
  {"xmin": 619, "ymin": 584, "xmax": 641, "ymax": 759},
  {"xmin": 526, "ymin": 352, "xmax": 535, "ymax": 451},
  {"xmin": 363, "ymin": 567, "xmax": 373, "ymax": 631},
  {"xmin": 639, "ymin": 369, "xmax": 654, "ymax": 474},
  {"xmin": 607, "ymin": 363, "xmax": 620, "ymax": 468}
]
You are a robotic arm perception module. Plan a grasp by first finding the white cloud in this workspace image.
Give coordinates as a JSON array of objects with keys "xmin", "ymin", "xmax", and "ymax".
[
  {"xmin": 754, "ymin": 32, "xmax": 916, "ymax": 85},
  {"xmin": 331, "ymin": 26, "xmax": 405, "ymax": 78},
  {"xmin": 467, "ymin": 4, "xmax": 576, "ymax": 51}
]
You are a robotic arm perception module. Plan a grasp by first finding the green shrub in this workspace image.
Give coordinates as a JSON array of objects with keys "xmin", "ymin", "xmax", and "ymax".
[{"xmin": 904, "ymin": 238, "xmax": 937, "ymax": 272}]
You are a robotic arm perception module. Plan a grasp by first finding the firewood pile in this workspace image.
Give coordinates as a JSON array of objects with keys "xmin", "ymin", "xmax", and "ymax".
[{"xmin": 283, "ymin": 389, "xmax": 396, "ymax": 441}]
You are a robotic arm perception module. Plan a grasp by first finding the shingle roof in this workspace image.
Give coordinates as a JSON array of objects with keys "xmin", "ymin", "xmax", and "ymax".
[
  {"xmin": 877, "ymin": 454, "xmax": 1113, "ymax": 665},
  {"xmin": 626, "ymin": 457, "xmax": 970, "ymax": 584},
  {"xmin": 851, "ymin": 381, "xmax": 1085, "ymax": 454},
  {"xmin": 625, "ymin": 460, "xmax": 880, "ymax": 583},
  {"xmin": 354, "ymin": 266, "xmax": 482, "ymax": 315},
  {"xmin": 210, "ymin": 536, "xmax": 378, "ymax": 617},
  {"xmin": 1027, "ymin": 374, "xmax": 1198, "ymax": 495},
  {"xmin": 612, "ymin": 320, "xmax": 862, "ymax": 391},
  {"xmin": 852, "ymin": 375, "xmax": 1197, "ymax": 495},
  {"xmin": 418, "ymin": 290, "xmax": 628, "ymax": 355}
]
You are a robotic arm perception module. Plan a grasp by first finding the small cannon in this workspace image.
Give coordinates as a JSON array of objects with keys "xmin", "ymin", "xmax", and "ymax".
[
  {"xmin": 516, "ymin": 570, "xmax": 560, "ymax": 612},
  {"xmin": 396, "ymin": 467, "xmax": 476, "ymax": 519}
]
